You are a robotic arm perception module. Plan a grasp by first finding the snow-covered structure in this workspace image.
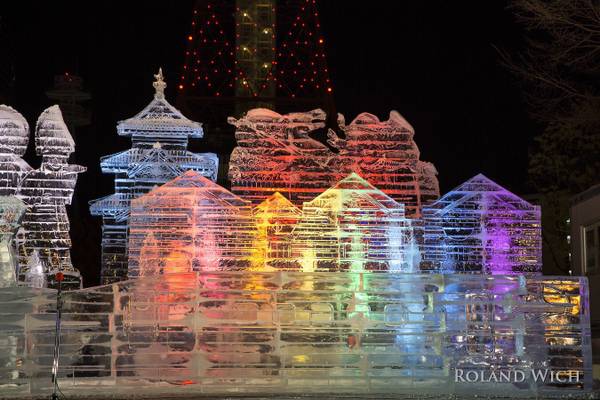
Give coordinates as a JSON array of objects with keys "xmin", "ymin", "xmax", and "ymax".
[
  {"xmin": 0, "ymin": 196, "xmax": 26, "ymax": 287},
  {"xmin": 228, "ymin": 109, "xmax": 439, "ymax": 216},
  {"xmin": 16, "ymin": 106, "xmax": 85, "ymax": 289},
  {"xmin": 89, "ymin": 69, "xmax": 219, "ymax": 284},
  {"xmin": 420, "ymin": 174, "xmax": 542, "ymax": 274}
]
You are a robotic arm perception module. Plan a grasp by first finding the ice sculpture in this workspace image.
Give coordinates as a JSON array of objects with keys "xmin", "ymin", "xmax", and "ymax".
[
  {"xmin": 0, "ymin": 105, "xmax": 31, "ymax": 195},
  {"xmin": 128, "ymin": 170, "xmax": 254, "ymax": 278},
  {"xmin": 293, "ymin": 173, "xmax": 419, "ymax": 272},
  {"xmin": 252, "ymin": 192, "xmax": 301, "ymax": 270},
  {"xmin": 15, "ymin": 106, "xmax": 85, "ymax": 289},
  {"xmin": 89, "ymin": 69, "xmax": 219, "ymax": 284},
  {"xmin": 0, "ymin": 196, "xmax": 26, "ymax": 287},
  {"xmin": 0, "ymin": 272, "xmax": 591, "ymax": 397},
  {"xmin": 421, "ymin": 174, "xmax": 542, "ymax": 274},
  {"xmin": 228, "ymin": 108, "xmax": 439, "ymax": 216}
]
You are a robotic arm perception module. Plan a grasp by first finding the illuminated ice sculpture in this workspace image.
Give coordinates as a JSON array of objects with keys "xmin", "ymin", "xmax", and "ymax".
[
  {"xmin": 89, "ymin": 69, "xmax": 219, "ymax": 284},
  {"xmin": 421, "ymin": 174, "xmax": 542, "ymax": 274},
  {"xmin": 0, "ymin": 104, "xmax": 85, "ymax": 289},
  {"xmin": 128, "ymin": 171, "xmax": 421, "ymax": 275},
  {"xmin": 0, "ymin": 171, "xmax": 590, "ymax": 398},
  {"xmin": 228, "ymin": 109, "xmax": 439, "ymax": 216},
  {"xmin": 17, "ymin": 106, "xmax": 86, "ymax": 289}
]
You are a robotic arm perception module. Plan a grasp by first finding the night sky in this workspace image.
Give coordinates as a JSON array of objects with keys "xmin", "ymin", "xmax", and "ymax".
[{"xmin": 3, "ymin": 1, "xmax": 536, "ymax": 285}]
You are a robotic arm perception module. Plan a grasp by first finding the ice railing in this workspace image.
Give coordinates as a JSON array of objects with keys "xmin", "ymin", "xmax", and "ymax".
[{"xmin": 0, "ymin": 271, "xmax": 591, "ymax": 397}]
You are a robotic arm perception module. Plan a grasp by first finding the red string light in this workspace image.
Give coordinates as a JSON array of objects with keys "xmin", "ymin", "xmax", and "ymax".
[{"xmin": 179, "ymin": 0, "xmax": 332, "ymax": 99}]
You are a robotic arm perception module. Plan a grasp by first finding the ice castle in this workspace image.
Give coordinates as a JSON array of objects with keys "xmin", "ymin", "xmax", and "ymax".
[{"xmin": 0, "ymin": 102, "xmax": 592, "ymax": 398}]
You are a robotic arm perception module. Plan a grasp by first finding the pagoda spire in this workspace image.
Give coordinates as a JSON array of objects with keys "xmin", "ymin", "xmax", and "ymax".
[{"xmin": 153, "ymin": 68, "xmax": 166, "ymax": 99}]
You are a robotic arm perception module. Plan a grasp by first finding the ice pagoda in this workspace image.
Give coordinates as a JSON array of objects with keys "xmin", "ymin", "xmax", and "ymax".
[{"xmin": 89, "ymin": 69, "xmax": 218, "ymax": 284}]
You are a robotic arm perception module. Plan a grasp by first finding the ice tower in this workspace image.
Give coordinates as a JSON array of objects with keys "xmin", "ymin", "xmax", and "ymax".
[{"xmin": 90, "ymin": 70, "xmax": 219, "ymax": 284}]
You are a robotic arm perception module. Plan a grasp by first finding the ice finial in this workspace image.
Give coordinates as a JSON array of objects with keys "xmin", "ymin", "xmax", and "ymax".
[{"xmin": 153, "ymin": 68, "xmax": 166, "ymax": 99}]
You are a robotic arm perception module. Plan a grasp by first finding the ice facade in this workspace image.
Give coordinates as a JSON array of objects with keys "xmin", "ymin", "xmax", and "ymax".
[
  {"xmin": 89, "ymin": 69, "xmax": 219, "ymax": 285},
  {"xmin": 421, "ymin": 174, "xmax": 542, "ymax": 274},
  {"xmin": 0, "ymin": 104, "xmax": 84, "ymax": 289},
  {"xmin": 228, "ymin": 109, "xmax": 439, "ymax": 217},
  {"xmin": 0, "ymin": 196, "xmax": 26, "ymax": 287}
]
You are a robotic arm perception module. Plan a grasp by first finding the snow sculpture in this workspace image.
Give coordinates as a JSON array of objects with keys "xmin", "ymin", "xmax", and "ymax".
[
  {"xmin": 17, "ymin": 105, "xmax": 86, "ymax": 289},
  {"xmin": 293, "ymin": 173, "xmax": 420, "ymax": 272},
  {"xmin": 228, "ymin": 109, "xmax": 439, "ymax": 216},
  {"xmin": 0, "ymin": 196, "xmax": 26, "ymax": 287},
  {"xmin": 89, "ymin": 69, "xmax": 219, "ymax": 284},
  {"xmin": 420, "ymin": 174, "xmax": 542, "ymax": 274},
  {"xmin": 0, "ymin": 105, "xmax": 31, "ymax": 195},
  {"xmin": 128, "ymin": 170, "xmax": 254, "ymax": 278}
]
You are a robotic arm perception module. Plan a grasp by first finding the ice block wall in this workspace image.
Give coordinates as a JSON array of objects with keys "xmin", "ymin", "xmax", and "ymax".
[{"xmin": 0, "ymin": 272, "xmax": 591, "ymax": 397}]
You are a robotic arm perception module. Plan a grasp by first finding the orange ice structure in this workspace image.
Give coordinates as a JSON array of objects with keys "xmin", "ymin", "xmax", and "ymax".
[{"xmin": 228, "ymin": 108, "xmax": 439, "ymax": 217}]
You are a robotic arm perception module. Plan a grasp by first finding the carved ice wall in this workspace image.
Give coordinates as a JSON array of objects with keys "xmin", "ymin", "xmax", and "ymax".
[
  {"xmin": 228, "ymin": 109, "xmax": 439, "ymax": 217},
  {"xmin": 89, "ymin": 69, "xmax": 219, "ymax": 284}
]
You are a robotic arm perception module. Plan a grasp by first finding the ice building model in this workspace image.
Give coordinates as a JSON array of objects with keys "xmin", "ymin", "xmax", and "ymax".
[
  {"xmin": 228, "ymin": 108, "xmax": 439, "ymax": 216},
  {"xmin": 0, "ymin": 104, "xmax": 84, "ymax": 289},
  {"xmin": 0, "ymin": 108, "xmax": 592, "ymax": 398},
  {"xmin": 89, "ymin": 69, "xmax": 218, "ymax": 284}
]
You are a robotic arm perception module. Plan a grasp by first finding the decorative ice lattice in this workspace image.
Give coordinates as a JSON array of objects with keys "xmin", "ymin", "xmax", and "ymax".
[
  {"xmin": 89, "ymin": 69, "xmax": 219, "ymax": 284},
  {"xmin": 228, "ymin": 108, "xmax": 439, "ymax": 216},
  {"xmin": 0, "ymin": 196, "xmax": 26, "ymax": 287},
  {"xmin": 16, "ymin": 105, "xmax": 86, "ymax": 289},
  {"xmin": 421, "ymin": 174, "xmax": 542, "ymax": 274}
]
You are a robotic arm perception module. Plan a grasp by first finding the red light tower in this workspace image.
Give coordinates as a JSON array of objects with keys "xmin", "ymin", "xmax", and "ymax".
[{"xmin": 177, "ymin": 0, "xmax": 334, "ymax": 185}]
